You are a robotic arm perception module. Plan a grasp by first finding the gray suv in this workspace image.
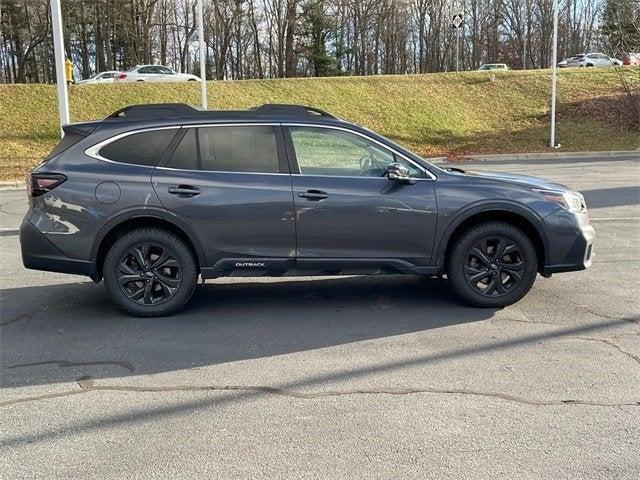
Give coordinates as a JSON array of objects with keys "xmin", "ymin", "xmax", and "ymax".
[{"xmin": 20, "ymin": 103, "xmax": 594, "ymax": 316}]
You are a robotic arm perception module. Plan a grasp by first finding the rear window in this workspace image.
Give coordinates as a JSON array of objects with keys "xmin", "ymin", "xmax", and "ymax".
[
  {"xmin": 166, "ymin": 126, "xmax": 280, "ymax": 173},
  {"xmin": 99, "ymin": 129, "xmax": 176, "ymax": 166}
]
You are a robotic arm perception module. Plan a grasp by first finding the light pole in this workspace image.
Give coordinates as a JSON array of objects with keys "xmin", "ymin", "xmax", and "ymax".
[
  {"xmin": 50, "ymin": 0, "xmax": 69, "ymax": 137},
  {"xmin": 451, "ymin": 13, "xmax": 463, "ymax": 72},
  {"xmin": 549, "ymin": 0, "xmax": 559, "ymax": 148},
  {"xmin": 456, "ymin": 26, "xmax": 460, "ymax": 72},
  {"xmin": 196, "ymin": 0, "xmax": 207, "ymax": 110}
]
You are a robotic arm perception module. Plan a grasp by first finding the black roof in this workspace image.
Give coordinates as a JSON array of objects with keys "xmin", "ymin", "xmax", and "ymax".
[{"xmin": 104, "ymin": 103, "xmax": 337, "ymax": 122}]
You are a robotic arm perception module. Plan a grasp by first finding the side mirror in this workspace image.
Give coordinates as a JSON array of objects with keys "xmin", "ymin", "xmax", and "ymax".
[{"xmin": 386, "ymin": 162, "xmax": 416, "ymax": 184}]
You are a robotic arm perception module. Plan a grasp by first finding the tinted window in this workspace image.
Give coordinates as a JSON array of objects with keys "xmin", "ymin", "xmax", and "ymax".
[
  {"xmin": 198, "ymin": 126, "xmax": 279, "ymax": 173},
  {"xmin": 167, "ymin": 129, "xmax": 198, "ymax": 170},
  {"xmin": 100, "ymin": 129, "xmax": 176, "ymax": 166},
  {"xmin": 165, "ymin": 126, "xmax": 280, "ymax": 173},
  {"xmin": 158, "ymin": 67, "xmax": 173, "ymax": 74},
  {"xmin": 289, "ymin": 126, "xmax": 420, "ymax": 178}
]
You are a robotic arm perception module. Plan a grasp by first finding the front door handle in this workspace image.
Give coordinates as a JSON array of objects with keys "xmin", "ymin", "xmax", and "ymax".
[
  {"xmin": 298, "ymin": 190, "xmax": 329, "ymax": 201},
  {"xmin": 168, "ymin": 185, "xmax": 200, "ymax": 197}
]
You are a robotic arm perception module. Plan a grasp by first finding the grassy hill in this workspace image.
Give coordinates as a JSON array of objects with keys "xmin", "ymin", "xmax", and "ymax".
[{"xmin": 1, "ymin": 68, "xmax": 638, "ymax": 181}]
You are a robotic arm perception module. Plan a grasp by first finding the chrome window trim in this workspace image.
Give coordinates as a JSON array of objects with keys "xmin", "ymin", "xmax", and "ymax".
[
  {"xmin": 283, "ymin": 123, "xmax": 438, "ymax": 180},
  {"xmin": 84, "ymin": 126, "xmax": 181, "ymax": 168},
  {"xmin": 184, "ymin": 122, "xmax": 281, "ymax": 128},
  {"xmin": 85, "ymin": 122, "xmax": 440, "ymax": 180},
  {"xmin": 155, "ymin": 166, "xmax": 289, "ymax": 176}
]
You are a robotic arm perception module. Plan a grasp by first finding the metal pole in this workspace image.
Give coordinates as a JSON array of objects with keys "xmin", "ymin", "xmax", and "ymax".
[
  {"xmin": 456, "ymin": 28, "xmax": 460, "ymax": 72},
  {"xmin": 50, "ymin": 0, "xmax": 69, "ymax": 136},
  {"xmin": 549, "ymin": 0, "xmax": 559, "ymax": 148},
  {"xmin": 197, "ymin": 0, "xmax": 207, "ymax": 110},
  {"xmin": 523, "ymin": 20, "xmax": 527, "ymax": 69}
]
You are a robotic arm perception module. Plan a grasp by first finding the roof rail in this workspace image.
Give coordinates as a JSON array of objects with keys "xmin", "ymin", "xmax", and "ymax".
[
  {"xmin": 106, "ymin": 103, "xmax": 199, "ymax": 120},
  {"xmin": 251, "ymin": 104, "xmax": 336, "ymax": 119}
]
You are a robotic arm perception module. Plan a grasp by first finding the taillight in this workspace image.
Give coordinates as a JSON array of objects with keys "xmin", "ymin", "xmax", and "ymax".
[
  {"xmin": 27, "ymin": 173, "xmax": 67, "ymax": 197},
  {"xmin": 118, "ymin": 73, "xmax": 127, "ymax": 79}
]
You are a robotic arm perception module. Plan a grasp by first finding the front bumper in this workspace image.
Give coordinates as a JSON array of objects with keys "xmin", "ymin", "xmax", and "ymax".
[
  {"xmin": 20, "ymin": 219, "xmax": 93, "ymax": 278},
  {"xmin": 541, "ymin": 209, "xmax": 595, "ymax": 275}
]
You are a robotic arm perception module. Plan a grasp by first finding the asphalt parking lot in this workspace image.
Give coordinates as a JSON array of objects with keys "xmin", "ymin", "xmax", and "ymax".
[{"xmin": 1, "ymin": 154, "xmax": 639, "ymax": 479}]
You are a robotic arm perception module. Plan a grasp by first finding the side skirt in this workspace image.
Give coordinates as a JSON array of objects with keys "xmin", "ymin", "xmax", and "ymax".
[{"xmin": 201, "ymin": 258, "xmax": 441, "ymax": 279}]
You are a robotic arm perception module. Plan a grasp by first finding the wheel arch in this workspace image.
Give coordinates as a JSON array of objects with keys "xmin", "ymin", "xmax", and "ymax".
[
  {"xmin": 436, "ymin": 204, "xmax": 549, "ymax": 272},
  {"xmin": 89, "ymin": 208, "xmax": 206, "ymax": 281}
]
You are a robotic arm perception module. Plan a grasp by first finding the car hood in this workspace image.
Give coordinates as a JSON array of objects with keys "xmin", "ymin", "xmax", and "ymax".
[{"xmin": 448, "ymin": 168, "xmax": 573, "ymax": 192}]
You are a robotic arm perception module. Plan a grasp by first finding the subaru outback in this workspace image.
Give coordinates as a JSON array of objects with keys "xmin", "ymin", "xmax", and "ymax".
[{"xmin": 20, "ymin": 103, "xmax": 594, "ymax": 316}]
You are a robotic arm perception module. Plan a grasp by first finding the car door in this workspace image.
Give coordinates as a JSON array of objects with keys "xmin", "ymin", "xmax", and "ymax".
[
  {"xmin": 98, "ymin": 73, "xmax": 114, "ymax": 83},
  {"xmin": 133, "ymin": 66, "xmax": 150, "ymax": 81},
  {"xmin": 284, "ymin": 125, "xmax": 438, "ymax": 272},
  {"xmin": 146, "ymin": 66, "xmax": 165, "ymax": 81},
  {"xmin": 152, "ymin": 124, "xmax": 296, "ymax": 275},
  {"xmin": 157, "ymin": 66, "xmax": 176, "ymax": 82},
  {"xmin": 598, "ymin": 54, "xmax": 612, "ymax": 66}
]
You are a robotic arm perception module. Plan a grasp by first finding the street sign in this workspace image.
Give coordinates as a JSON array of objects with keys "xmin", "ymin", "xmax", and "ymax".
[{"xmin": 451, "ymin": 13, "xmax": 463, "ymax": 29}]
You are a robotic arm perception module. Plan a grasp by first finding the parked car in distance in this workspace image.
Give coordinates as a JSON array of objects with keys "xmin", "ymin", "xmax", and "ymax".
[
  {"xmin": 20, "ymin": 103, "xmax": 594, "ymax": 316},
  {"xmin": 115, "ymin": 65, "xmax": 200, "ymax": 83},
  {"xmin": 622, "ymin": 53, "xmax": 640, "ymax": 65},
  {"xmin": 76, "ymin": 71, "xmax": 121, "ymax": 85},
  {"xmin": 478, "ymin": 63, "xmax": 508, "ymax": 71},
  {"xmin": 565, "ymin": 53, "xmax": 620, "ymax": 67}
]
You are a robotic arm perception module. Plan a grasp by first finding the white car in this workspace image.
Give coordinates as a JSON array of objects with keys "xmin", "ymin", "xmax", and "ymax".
[
  {"xmin": 478, "ymin": 63, "xmax": 508, "ymax": 71},
  {"xmin": 76, "ymin": 71, "xmax": 121, "ymax": 85},
  {"xmin": 565, "ymin": 53, "xmax": 621, "ymax": 67},
  {"xmin": 115, "ymin": 65, "xmax": 200, "ymax": 83}
]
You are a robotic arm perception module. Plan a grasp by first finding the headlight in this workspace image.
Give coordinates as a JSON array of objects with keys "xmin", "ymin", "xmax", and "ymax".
[{"xmin": 534, "ymin": 189, "xmax": 586, "ymax": 213}]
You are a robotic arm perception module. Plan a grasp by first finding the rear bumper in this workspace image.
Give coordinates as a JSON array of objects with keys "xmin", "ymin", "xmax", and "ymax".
[
  {"xmin": 541, "ymin": 211, "xmax": 595, "ymax": 275},
  {"xmin": 20, "ymin": 219, "xmax": 94, "ymax": 278}
]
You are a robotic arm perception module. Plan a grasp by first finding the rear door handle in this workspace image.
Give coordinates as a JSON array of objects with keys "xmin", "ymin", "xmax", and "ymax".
[
  {"xmin": 298, "ymin": 190, "xmax": 329, "ymax": 201},
  {"xmin": 168, "ymin": 185, "xmax": 200, "ymax": 197}
]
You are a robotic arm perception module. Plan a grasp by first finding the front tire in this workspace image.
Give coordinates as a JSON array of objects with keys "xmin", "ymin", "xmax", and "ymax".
[
  {"xmin": 103, "ymin": 228, "xmax": 198, "ymax": 317},
  {"xmin": 447, "ymin": 222, "xmax": 537, "ymax": 308}
]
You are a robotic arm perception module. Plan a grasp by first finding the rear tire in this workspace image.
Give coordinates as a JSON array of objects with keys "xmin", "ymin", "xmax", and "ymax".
[
  {"xmin": 103, "ymin": 228, "xmax": 198, "ymax": 317},
  {"xmin": 447, "ymin": 221, "xmax": 537, "ymax": 308}
]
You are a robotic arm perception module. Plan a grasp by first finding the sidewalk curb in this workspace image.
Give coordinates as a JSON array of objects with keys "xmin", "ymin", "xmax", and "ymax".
[
  {"xmin": 452, "ymin": 150, "xmax": 639, "ymax": 162},
  {"xmin": 0, "ymin": 181, "xmax": 25, "ymax": 191}
]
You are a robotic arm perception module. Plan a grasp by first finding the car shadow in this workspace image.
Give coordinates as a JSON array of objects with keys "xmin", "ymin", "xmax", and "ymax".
[{"xmin": 0, "ymin": 275, "xmax": 496, "ymax": 389}]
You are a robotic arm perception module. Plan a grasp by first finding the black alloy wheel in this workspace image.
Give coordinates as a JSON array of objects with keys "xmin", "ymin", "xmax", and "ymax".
[
  {"xmin": 463, "ymin": 236, "xmax": 525, "ymax": 297},
  {"xmin": 117, "ymin": 243, "xmax": 181, "ymax": 305},
  {"xmin": 104, "ymin": 227, "xmax": 198, "ymax": 317},
  {"xmin": 447, "ymin": 221, "xmax": 538, "ymax": 308}
]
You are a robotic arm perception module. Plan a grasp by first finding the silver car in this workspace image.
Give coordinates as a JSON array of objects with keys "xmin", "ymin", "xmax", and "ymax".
[
  {"xmin": 478, "ymin": 63, "xmax": 508, "ymax": 71},
  {"xmin": 76, "ymin": 70, "xmax": 121, "ymax": 85},
  {"xmin": 565, "ymin": 53, "xmax": 620, "ymax": 67},
  {"xmin": 115, "ymin": 65, "xmax": 200, "ymax": 83}
]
